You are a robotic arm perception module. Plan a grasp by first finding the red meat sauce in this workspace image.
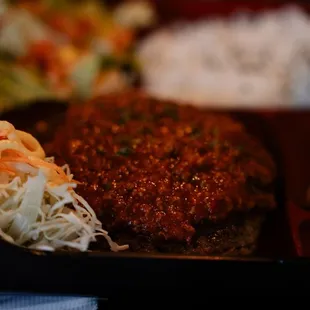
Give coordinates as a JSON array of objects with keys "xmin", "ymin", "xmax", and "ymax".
[{"xmin": 48, "ymin": 92, "xmax": 276, "ymax": 245}]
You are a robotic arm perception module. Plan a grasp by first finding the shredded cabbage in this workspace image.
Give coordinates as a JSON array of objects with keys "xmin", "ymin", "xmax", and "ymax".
[{"xmin": 0, "ymin": 121, "xmax": 129, "ymax": 252}]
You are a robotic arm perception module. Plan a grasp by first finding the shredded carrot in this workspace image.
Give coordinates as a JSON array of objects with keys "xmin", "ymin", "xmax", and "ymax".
[
  {"xmin": 1, "ymin": 149, "xmax": 72, "ymax": 183},
  {"xmin": 0, "ymin": 127, "xmax": 82, "ymax": 187},
  {"xmin": 0, "ymin": 162, "xmax": 16, "ymax": 176}
]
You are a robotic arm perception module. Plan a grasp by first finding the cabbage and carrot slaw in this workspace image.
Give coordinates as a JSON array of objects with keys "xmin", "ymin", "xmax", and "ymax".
[{"xmin": 0, "ymin": 121, "xmax": 128, "ymax": 252}]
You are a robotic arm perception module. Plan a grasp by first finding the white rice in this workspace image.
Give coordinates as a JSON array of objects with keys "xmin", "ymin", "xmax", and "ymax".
[{"xmin": 137, "ymin": 6, "xmax": 310, "ymax": 108}]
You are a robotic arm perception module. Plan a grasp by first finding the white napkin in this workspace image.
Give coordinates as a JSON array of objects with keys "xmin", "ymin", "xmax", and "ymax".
[{"xmin": 0, "ymin": 294, "xmax": 98, "ymax": 310}]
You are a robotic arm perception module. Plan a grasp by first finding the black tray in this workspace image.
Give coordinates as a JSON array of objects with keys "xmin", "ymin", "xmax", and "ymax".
[
  {"xmin": 1, "ymin": 246, "xmax": 310, "ymax": 297},
  {"xmin": 0, "ymin": 101, "xmax": 305, "ymax": 297}
]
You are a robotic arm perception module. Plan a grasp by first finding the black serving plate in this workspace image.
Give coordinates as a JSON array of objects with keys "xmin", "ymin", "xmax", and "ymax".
[
  {"xmin": 0, "ymin": 99, "xmax": 305, "ymax": 297},
  {"xmin": 1, "ymin": 245, "xmax": 310, "ymax": 298}
]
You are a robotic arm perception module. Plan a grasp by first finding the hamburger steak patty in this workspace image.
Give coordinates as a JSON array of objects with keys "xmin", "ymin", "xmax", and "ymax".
[{"xmin": 47, "ymin": 92, "xmax": 277, "ymax": 255}]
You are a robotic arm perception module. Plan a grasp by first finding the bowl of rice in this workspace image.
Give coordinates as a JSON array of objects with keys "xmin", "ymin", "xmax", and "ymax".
[{"xmin": 137, "ymin": 0, "xmax": 310, "ymax": 109}]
